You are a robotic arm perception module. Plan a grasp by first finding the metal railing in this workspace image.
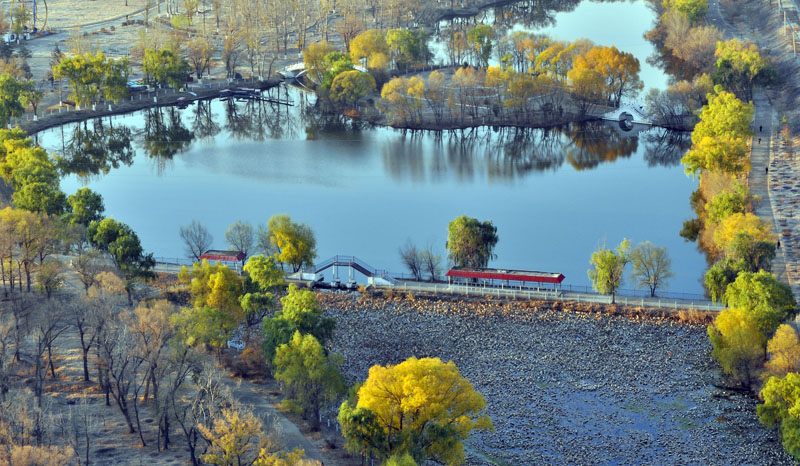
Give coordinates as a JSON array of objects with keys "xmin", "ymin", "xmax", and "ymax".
[{"xmin": 387, "ymin": 281, "xmax": 724, "ymax": 311}]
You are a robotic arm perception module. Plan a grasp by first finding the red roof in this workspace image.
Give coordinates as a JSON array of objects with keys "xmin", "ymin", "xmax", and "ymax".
[
  {"xmin": 200, "ymin": 250, "xmax": 246, "ymax": 262},
  {"xmin": 446, "ymin": 267, "xmax": 564, "ymax": 284}
]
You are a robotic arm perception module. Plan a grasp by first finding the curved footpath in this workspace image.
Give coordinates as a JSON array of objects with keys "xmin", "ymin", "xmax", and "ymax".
[{"xmin": 19, "ymin": 77, "xmax": 282, "ymax": 136}]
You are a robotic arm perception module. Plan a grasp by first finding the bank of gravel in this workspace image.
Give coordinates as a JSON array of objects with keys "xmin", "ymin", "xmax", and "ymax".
[{"xmin": 319, "ymin": 293, "xmax": 792, "ymax": 465}]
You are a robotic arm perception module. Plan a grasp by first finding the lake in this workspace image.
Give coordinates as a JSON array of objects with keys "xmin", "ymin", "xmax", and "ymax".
[{"xmin": 43, "ymin": 0, "xmax": 707, "ymax": 295}]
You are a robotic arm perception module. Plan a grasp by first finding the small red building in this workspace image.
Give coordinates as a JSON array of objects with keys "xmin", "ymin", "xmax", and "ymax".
[
  {"xmin": 199, "ymin": 250, "xmax": 246, "ymax": 266},
  {"xmin": 446, "ymin": 267, "xmax": 564, "ymax": 289}
]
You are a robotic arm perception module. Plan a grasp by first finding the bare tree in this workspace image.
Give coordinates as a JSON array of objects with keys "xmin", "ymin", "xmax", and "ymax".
[
  {"xmin": 399, "ymin": 240, "xmax": 423, "ymax": 280},
  {"xmin": 420, "ymin": 245, "xmax": 442, "ymax": 281},
  {"xmin": 58, "ymin": 396, "xmax": 98, "ymax": 466},
  {"xmin": 30, "ymin": 299, "xmax": 69, "ymax": 407},
  {"xmin": 630, "ymin": 241, "xmax": 674, "ymax": 298},
  {"xmin": 180, "ymin": 220, "xmax": 213, "ymax": 262},
  {"xmin": 72, "ymin": 251, "xmax": 105, "ymax": 294},
  {"xmin": 172, "ymin": 359, "xmax": 232, "ymax": 465},
  {"xmin": 225, "ymin": 220, "xmax": 254, "ymax": 266},
  {"xmin": 0, "ymin": 318, "xmax": 13, "ymax": 402}
]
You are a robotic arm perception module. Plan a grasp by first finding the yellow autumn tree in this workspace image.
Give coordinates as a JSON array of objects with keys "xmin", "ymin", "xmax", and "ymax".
[
  {"xmin": 179, "ymin": 259, "xmax": 244, "ymax": 318},
  {"xmin": 199, "ymin": 409, "xmax": 306, "ymax": 466},
  {"xmin": 570, "ymin": 45, "xmax": 643, "ymax": 106},
  {"xmin": 708, "ymin": 306, "xmax": 765, "ymax": 387},
  {"xmin": 765, "ymin": 324, "xmax": 800, "ymax": 378},
  {"xmin": 713, "ymin": 212, "xmax": 774, "ymax": 252},
  {"xmin": 349, "ymin": 29, "xmax": 390, "ymax": 69},
  {"xmin": 681, "ymin": 87, "xmax": 754, "ymax": 177},
  {"xmin": 330, "ymin": 70, "xmax": 376, "ymax": 106},
  {"xmin": 339, "ymin": 357, "xmax": 493, "ymax": 465},
  {"xmin": 381, "ymin": 76, "xmax": 414, "ymax": 123}
]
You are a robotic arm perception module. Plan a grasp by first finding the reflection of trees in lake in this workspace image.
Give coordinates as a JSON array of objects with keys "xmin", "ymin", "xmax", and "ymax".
[
  {"xmin": 223, "ymin": 88, "xmax": 300, "ymax": 141},
  {"xmin": 381, "ymin": 122, "xmax": 652, "ymax": 182},
  {"xmin": 564, "ymin": 122, "xmax": 639, "ymax": 170},
  {"xmin": 300, "ymin": 93, "xmax": 372, "ymax": 140},
  {"xmin": 56, "ymin": 118, "xmax": 135, "ymax": 179},
  {"xmin": 142, "ymin": 107, "xmax": 194, "ymax": 172},
  {"xmin": 191, "ymin": 100, "xmax": 221, "ymax": 142},
  {"xmin": 642, "ymin": 128, "xmax": 690, "ymax": 167},
  {"xmin": 490, "ymin": 0, "xmax": 579, "ymax": 31}
]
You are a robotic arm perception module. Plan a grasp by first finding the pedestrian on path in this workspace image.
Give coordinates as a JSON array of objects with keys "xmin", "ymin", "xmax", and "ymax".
[
  {"xmin": 759, "ymin": 137, "xmax": 762, "ymax": 144},
  {"xmin": 760, "ymin": 125, "xmax": 763, "ymax": 132},
  {"xmin": 766, "ymin": 166, "xmax": 769, "ymax": 174}
]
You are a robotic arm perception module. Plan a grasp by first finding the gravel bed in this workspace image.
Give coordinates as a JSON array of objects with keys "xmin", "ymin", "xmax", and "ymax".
[{"xmin": 321, "ymin": 294, "xmax": 792, "ymax": 465}]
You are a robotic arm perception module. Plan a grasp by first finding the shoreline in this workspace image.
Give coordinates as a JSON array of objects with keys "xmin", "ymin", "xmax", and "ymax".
[{"xmin": 21, "ymin": 77, "xmax": 284, "ymax": 136}]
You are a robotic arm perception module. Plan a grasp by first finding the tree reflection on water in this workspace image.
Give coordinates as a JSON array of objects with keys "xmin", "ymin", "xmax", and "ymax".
[
  {"xmin": 56, "ymin": 119, "xmax": 135, "ymax": 180},
  {"xmin": 379, "ymin": 122, "xmax": 685, "ymax": 182},
  {"xmin": 142, "ymin": 106, "xmax": 194, "ymax": 173},
  {"xmin": 50, "ymin": 86, "xmax": 689, "ymax": 185}
]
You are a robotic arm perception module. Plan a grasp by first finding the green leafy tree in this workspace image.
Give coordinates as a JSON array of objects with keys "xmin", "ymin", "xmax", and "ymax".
[
  {"xmin": 0, "ymin": 74, "xmax": 26, "ymax": 126},
  {"xmin": 12, "ymin": 181, "xmax": 66, "ymax": 215},
  {"xmin": 723, "ymin": 270, "xmax": 796, "ymax": 338},
  {"xmin": 143, "ymin": 48, "xmax": 190, "ymax": 89},
  {"xmin": 87, "ymin": 217, "xmax": 156, "ymax": 303},
  {"xmin": 713, "ymin": 39, "xmax": 772, "ymax": 100},
  {"xmin": 171, "ymin": 304, "xmax": 237, "ymax": 351},
  {"xmin": 446, "ymin": 215, "xmax": 498, "ymax": 269},
  {"xmin": 630, "ymin": 241, "xmax": 674, "ymax": 297},
  {"xmin": 386, "ymin": 29, "xmax": 429, "ymax": 70},
  {"xmin": 320, "ymin": 52, "xmax": 355, "ymax": 91},
  {"xmin": 704, "ymin": 258, "xmax": 742, "ymax": 303},
  {"xmin": 262, "ymin": 284, "xmax": 334, "ymax": 365},
  {"xmin": 339, "ymin": 357, "xmax": 493, "ymax": 465},
  {"xmin": 665, "ymin": 0, "xmax": 708, "ymax": 24},
  {"xmin": 8, "ymin": 147, "xmax": 66, "ymax": 215},
  {"xmin": 65, "ymin": 187, "xmax": 105, "ymax": 226},
  {"xmin": 681, "ymin": 87, "xmax": 753, "ymax": 177},
  {"xmin": 274, "ymin": 331, "xmax": 346, "ymax": 430},
  {"xmin": 338, "ymin": 399, "xmax": 388, "ymax": 461},
  {"xmin": 758, "ymin": 373, "xmax": 800, "ymax": 460},
  {"xmin": 705, "ymin": 183, "xmax": 750, "ymax": 224},
  {"xmin": 102, "ymin": 57, "xmax": 130, "ymax": 102},
  {"xmin": 587, "ymin": 239, "xmax": 631, "ymax": 304},
  {"xmin": 330, "ymin": 70, "xmax": 376, "ymax": 106},
  {"xmin": 726, "ymin": 232, "xmax": 776, "ymax": 273},
  {"xmin": 266, "ymin": 214, "xmax": 317, "ymax": 273},
  {"xmin": 52, "ymin": 51, "xmax": 111, "ymax": 107},
  {"xmin": 467, "ymin": 25, "xmax": 494, "ymax": 68},
  {"xmin": 240, "ymin": 254, "xmax": 284, "ymax": 336}
]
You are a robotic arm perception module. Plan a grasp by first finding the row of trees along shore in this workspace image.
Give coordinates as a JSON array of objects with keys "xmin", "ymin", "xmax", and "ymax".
[
  {"xmin": 646, "ymin": 0, "xmax": 800, "ymax": 461},
  {"xmin": 303, "ymin": 26, "xmax": 647, "ymax": 128}
]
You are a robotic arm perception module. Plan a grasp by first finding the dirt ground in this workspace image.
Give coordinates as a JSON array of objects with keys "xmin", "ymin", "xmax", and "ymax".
[{"xmin": 0, "ymin": 265, "xmax": 359, "ymax": 466}]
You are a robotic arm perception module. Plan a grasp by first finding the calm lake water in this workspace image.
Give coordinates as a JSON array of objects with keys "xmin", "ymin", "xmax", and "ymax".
[{"xmin": 43, "ymin": 0, "xmax": 706, "ymax": 294}]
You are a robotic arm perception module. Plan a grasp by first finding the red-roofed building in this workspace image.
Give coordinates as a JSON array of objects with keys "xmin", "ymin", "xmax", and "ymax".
[
  {"xmin": 446, "ymin": 267, "xmax": 564, "ymax": 289},
  {"xmin": 200, "ymin": 250, "xmax": 246, "ymax": 263}
]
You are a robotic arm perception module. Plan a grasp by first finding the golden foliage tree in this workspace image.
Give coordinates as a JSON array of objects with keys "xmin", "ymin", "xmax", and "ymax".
[
  {"xmin": 765, "ymin": 324, "xmax": 800, "ymax": 378},
  {"xmin": 708, "ymin": 307, "xmax": 765, "ymax": 387},
  {"xmin": 339, "ymin": 357, "xmax": 493, "ymax": 465}
]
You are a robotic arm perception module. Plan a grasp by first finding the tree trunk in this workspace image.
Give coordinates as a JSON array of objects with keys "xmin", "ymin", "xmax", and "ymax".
[{"xmin": 47, "ymin": 343, "xmax": 56, "ymax": 378}]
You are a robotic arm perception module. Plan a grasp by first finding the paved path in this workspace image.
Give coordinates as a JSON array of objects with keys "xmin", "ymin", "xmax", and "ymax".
[{"xmin": 749, "ymin": 90, "xmax": 797, "ymax": 296}]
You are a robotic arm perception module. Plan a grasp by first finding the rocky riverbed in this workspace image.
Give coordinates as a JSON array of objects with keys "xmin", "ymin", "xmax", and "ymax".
[{"xmin": 320, "ymin": 293, "xmax": 792, "ymax": 465}]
